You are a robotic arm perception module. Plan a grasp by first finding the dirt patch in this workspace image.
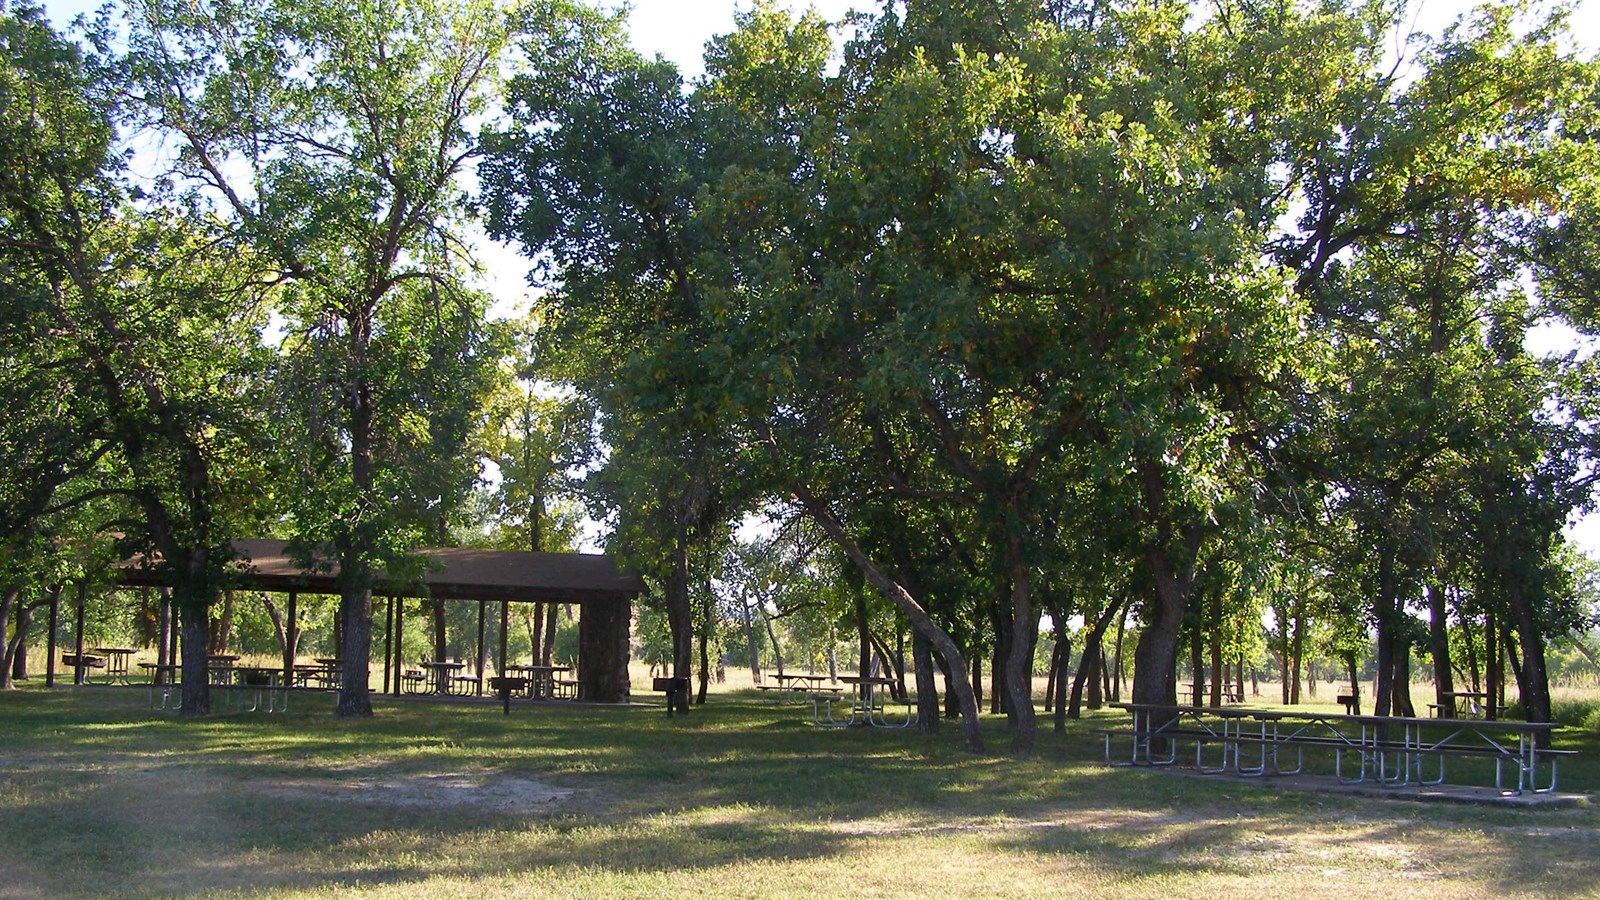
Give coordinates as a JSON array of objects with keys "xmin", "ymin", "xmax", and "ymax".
[{"xmin": 261, "ymin": 769, "xmax": 591, "ymax": 814}]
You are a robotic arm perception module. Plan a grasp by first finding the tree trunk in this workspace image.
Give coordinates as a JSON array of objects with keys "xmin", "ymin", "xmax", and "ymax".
[
  {"xmin": 764, "ymin": 610, "xmax": 785, "ymax": 678},
  {"xmin": 1463, "ymin": 610, "xmax": 1481, "ymax": 693},
  {"xmin": 1507, "ymin": 574, "xmax": 1552, "ymax": 729},
  {"xmin": 1067, "ymin": 634, "xmax": 1096, "ymax": 719},
  {"xmin": 154, "ymin": 588, "xmax": 171, "ymax": 683},
  {"xmin": 855, "ymin": 590, "xmax": 872, "ymax": 677},
  {"xmin": 1372, "ymin": 543, "xmax": 1398, "ymax": 717},
  {"xmin": 1208, "ymin": 590, "xmax": 1223, "ymax": 707},
  {"xmin": 696, "ymin": 621, "xmax": 710, "ymax": 705},
  {"xmin": 430, "ymin": 598, "xmax": 447, "ymax": 666},
  {"xmin": 1002, "ymin": 532, "xmax": 1037, "ymax": 756},
  {"xmin": 1486, "ymin": 608, "xmax": 1501, "ymax": 720},
  {"xmin": 1111, "ymin": 602, "xmax": 1128, "ymax": 702},
  {"xmin": 1290, "ymin": 609, "xmax": 1305, "ymax": 705},
  {"xmin": 665, "ymin": 518, "xmax": 694, "ymax": 715},
  {"xmin": 0, "ymin": 587, "xmax": 16, "ymax": 690},
  {"xmin": 1392, "ymin": 641, "xmax": 1417, "ymax": 717},
  {"xmin": 212, "ymin": 591, "xmax": 235, "ymax": 654},
  {"xmin": 177, "ymin": 587, "xmax": 212, "ymax": 715},
  {"xmin": 1043, "ymin": 640, "xmax": 1060, "ymax": 713},
  {"xmin": 10, "ymin": 596, "xmax": 32, "ymax": 681},
  {"xmin": 1277, "ymin": 603, "xmax": 1291, "ymax": 704},
  {"xmin": 913, "ymin": 629, "xmax": 939, "ymax": 734},
  {"xmin": 1131, "ymin": 528, "xmax": 1201, "ymax": 735},
  {"xmin": 1052, "ymin": 621, "xmax": 1071, "ymax": 734},
  {"xmin": 1189, "ymin": 620, "xmax": 1204, "ymax": 707},
  {"xmin": 336, "ymin": 583, "xmax": 375, "ymax": 716},
  {"xmin": 542, "ymin": 603, "xmax": 558, "ymax": 665},
  {"xmin": 1343, "ymin": 651, "xmax": 1361, "ymax": 715},
  {"xmin": 1427, "ymin": 581, "xmax": 1456, "ymax": 717},
  {"xmin": 741, "ymin": 598, "xmax": 762, "ymax": 685}
]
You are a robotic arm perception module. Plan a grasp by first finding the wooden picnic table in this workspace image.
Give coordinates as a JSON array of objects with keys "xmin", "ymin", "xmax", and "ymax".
[
  {"xmin": 91, "ymin": 647, "xmax": 135, "ymax": 684},
  {"xmin": 1103, "ymin": 702, "xmax": 1569, "ymax": 795},
  {"xmin": 774, "ymin": 673, "xmax": 830, "ymax": 690}
]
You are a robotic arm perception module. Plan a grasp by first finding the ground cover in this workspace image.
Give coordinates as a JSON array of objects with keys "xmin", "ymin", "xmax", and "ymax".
[{"xmin": 0, "ymin": 684, "xmax": 1596, "ymax": 899}]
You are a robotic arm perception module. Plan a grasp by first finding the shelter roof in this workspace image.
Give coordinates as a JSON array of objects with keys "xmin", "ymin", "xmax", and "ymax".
[{"xmin": 117, "ymin": 539, "xmax": 644, "ymax": 604}]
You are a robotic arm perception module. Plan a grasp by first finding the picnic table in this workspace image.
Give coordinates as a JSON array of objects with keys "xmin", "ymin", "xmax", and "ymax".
[
  {"xmin": 207, "ymin": 655, "xmax": 239, "ymax": 685},
  {"xmin": 419, "ymin": 661, "xmax": 467, "ymax": 695},
  {"xmin": 1431, "ymin": 691, "xmax": 1503, "ymax": 719},
  {"xmin": 1184, "ymin": 681, "xmax": 1241, "ymax": 703},
  {"xmin": 504, "ymin": 664, "xmax": 571, "ymax": 700},
  {"xmin": 756, "ymin": 673, "xmax": 831, "ymax": 702},
  {"xmin": 311, "ymin": 658, "xmax": 343, "ymax": 691},
  {"xmin": 140, "ymin": 662, "xmax": 180, "ymax": 709},
  {"xmin": 91, "ymin": 647, "xmax": 135, "ymax": 684},
  {"xmin": 815, "ymin": 675, "xmax": 913, "ymax": 729},
  {"xmin": 1101, "ymin": 702, "xmax": 1570, "ymax": 795},
  {"xmin": 223, "ymin": 666, "xmax": 290, "ymax": 712},
  {"xmin": 61, "ymin": 652, "xmax": 105, "ymax": 685}
]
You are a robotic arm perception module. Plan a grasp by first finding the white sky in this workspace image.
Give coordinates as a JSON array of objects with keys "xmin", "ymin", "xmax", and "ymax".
[{"xmin": 35, "ymin": 0, "xmax": 1600, "ymax": 552}]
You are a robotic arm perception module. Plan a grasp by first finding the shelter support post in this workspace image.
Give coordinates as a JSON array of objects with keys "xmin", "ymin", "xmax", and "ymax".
[
  {"xmin": 476, "ymin": 599, "xmax": 487, "ymax": 695},
  {"xmin": 284, "ymin": 591, "xmax": 299, "ymax": 685},
  {"xmin": 382, "ymin": 594, "xmax": 394, "ymax": 695},
  {"xmin": 392, "ymin": 597, "xmax": 405, "ymax": 698},
  {"xmin": 498, "ymin": 600, "xmax": 509, "ymax": 680}
]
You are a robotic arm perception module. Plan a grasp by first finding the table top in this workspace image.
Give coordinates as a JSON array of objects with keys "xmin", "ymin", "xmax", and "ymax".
[
  {"xmin": 93, "ymin": 647, "xmax": 134, "ymax": 655},
  {"xmin": 208, "ymin": 654, "xmax": 240, "ymax": 663},
  {"xmin": 421, "ymin": 661, "xmax": 466, "ymax": 670},
  {"xmin": 840, "ymin": 675, "xmax": 895, "ymax": 686},
  {"xmin": 506, "ymin": 664, "xmax": 570, "ymax": 673},
  {"xmin": 314, "ymin": 658, "xmax": 342, "ymax": 665}
]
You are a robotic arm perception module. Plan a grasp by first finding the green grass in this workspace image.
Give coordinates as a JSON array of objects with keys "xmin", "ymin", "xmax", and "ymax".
[{"xmin": 1, "ymin": 685, "xmax": 1597, "ymax": 898}]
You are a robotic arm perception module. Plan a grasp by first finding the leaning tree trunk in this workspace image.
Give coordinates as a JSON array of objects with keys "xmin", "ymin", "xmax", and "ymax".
[{"xmin": 790, "ymin": 481, "xmax": 984, "ymax": 753}]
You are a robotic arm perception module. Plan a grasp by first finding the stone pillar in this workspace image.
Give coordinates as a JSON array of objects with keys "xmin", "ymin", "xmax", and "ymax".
[{"xmin": 577, "ymin": 597, "xmax": 631, "ymax": 703}]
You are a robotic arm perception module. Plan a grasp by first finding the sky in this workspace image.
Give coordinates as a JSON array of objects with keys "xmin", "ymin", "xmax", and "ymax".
[{"xmin": 32, "ymin": 0, "xmax": 1600, "ymax": 552}]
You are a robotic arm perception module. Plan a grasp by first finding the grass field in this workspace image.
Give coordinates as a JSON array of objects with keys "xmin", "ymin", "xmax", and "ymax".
[{"xmin": 1, "ymin": 676, "xmax": 1597, "ymax": 899}]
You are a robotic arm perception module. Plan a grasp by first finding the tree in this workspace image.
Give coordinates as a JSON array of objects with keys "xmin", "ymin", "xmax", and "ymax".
[
  {"xmin": 125, "ymin": 0, "xmax": 511, "ymax": 715},
  {"xmin": 1, "ymin": 4, "xmax": 274, "ymax": 711},
  {"xmin": 1279, "ymin": 3, "xmax": 1600, "ymax": 721}
]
